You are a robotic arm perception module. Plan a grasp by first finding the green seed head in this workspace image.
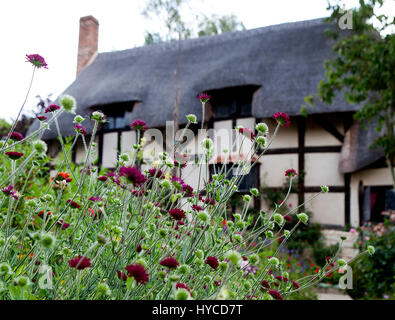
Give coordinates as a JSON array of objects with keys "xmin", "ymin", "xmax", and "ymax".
[
  {"xmin": 97, "ymin": 282, "xmax": 111, "ymax": 296},
  {"xmin": 296, "ymin": 213, "xmax": 309, "ymax": 225},
  {"xmin": 32, "ymin": 140, "xmax": 47, "ymax": 154},
  {"xmin": 273, "ymin": 213, "xmax": 284, "ymax": 226},
  {"xmin": 256, "ymin": 122, "xmax": 269, "ymax": 135},
  {"xmin": 16, "ymin": 276, "xmax": 29, "ymax": 288},
  {"xmin": 337, "ymin": 259, "xmax": 347, "ymax": 267},
  {"xmin": 255, "ymin": 136, "xmax": 267, "ymax": 147},
  {"xmin": 0, "ymin": 263, "xmax": 11, "ymax": 275},
  {"xmin": 186, "ymin": 114, "xmax": 197, "ymax": 124},
  {"xmin": 226, "ymin": 250, "xmax": 241, "ymax": 265},
  {"xmin": 321, "ymin": 185, "xmax": 329, "ymax": 193},
  {"xmin": 40, "ymin": 233, "xmax": 56, "ymax": 249},
  {"xmin": 367, "ymin": 245, "xmax": 375, "ymax": 256},
  {"xmin": 59, "ymin": 94, "xmax": 77, "ymax": 113},
  {"xmin": 175, "ymin": 288, "xmax": 190, "ymax": 300}
]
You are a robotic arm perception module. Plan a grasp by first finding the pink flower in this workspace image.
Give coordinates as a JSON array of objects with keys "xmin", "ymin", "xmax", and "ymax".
[
  {"xmin": 36, "ymin": 116, "xmax": 47, "ymax": 121},
  {"xmin": 176, "ymin": 282, "xmax": 191, "ymax": 293},
  {"xmin": 25, "ymin": 54, "xmax": 48, "ymax": 69},
  {"xmin": 238, "ymin": 127, "xmax": 255, "ymax": 141},
  {"xmin": 148, "ymin": 168, "xmax": 163, "ymax": 179},
  {"xmin": 119, "ymin": 166, "xmax": 147, "ymax": 186},
  {"xmin": 192, "ymin": 205, "xmax": 203, "ymax": 212},
  {"xmin": 349, "ymin": 228, "xmax": 356, "ymax": 233},
  {"xmin": 97, "ymin": 176, "xmax": 108, "ymax": 182},
  {"xmin": 205, "ymin": 256, "xmax": 219, "ymax": 270},
  {"xmin": 273, "ymin": 112, "xmax": 291, "ymax": 127},
  {"xmin": 67, "ymin": 199, "xmax": 81, "ymax": 209},
  {"xmin": 56, "ymin": 220, "xmax": 71, "ymax": 230},
  {"xmin": 130, "ymin": 119, "xmax": 147, "ymax": 131},
  {"xmin": 74, "ymin": 124, "xmax": 87, "ymax": 135},
  {"xmin": 198, "ymin": 93, "xmax": 211, "ymax": 103},
  {"xmin": 45, "ymin": 104, "xmax": 60, "ymax": 113}
]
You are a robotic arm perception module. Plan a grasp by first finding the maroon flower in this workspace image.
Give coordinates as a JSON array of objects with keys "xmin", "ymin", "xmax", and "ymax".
[
  {"xmin": 5, "ymin": 151, "xmax": 24, "ymax": 160},
  {"xmin": 285, "ymin": 169, "xmax": 297, "ymax": 177},
  {"xmin": 275, "ymin": 276, "xmax": 288, "ymax": 282},
  {"xmin": 74, "ymin": 124, "xmax": 87, "ymax": 135},
  {"xmin": 136, "ymin": 244, "xmax": 142, "ymax": 253},
  {"xmin": 10, "ymin": 132, "xmax": 24, "ymax": 141},
  {"xmin": 119, "ymin": 166, "xmax": 147, "ymax": 186},
  {"xmin": 117, "ymin": 270, "xmax": 127, "ymax": 281},
  {"xmin": 45, "ymin": 104, "xmax": 61, "ymax": 113},
  {"xmin": 181, "ymin": 184, "xmax": 194, "ymax": 196},
  {"xmin": 148, "ymin": 168, "xmax": 164, "ymax": 179},
  {"xmin": 268, "ymin": 289, "xmax": 283, "ymax": 300},
  {"xmin": 125, "ymin": 264, "xmax": 149, "ymax": 285},
  {"xmin": 198, "ymin": 93, "xmax": 211, "ymax": 103},
  {"xmin": 68, "ymin": 255, "xmax": 91, "ymax": 270},
  {"xmin": 291, "ymin": 280, "xmax": 300, "ymax": 289},
  {"xmin": 238, "ymin": 127, "xmax": 255, "ymax": 141},
  {"xmin": 284, "ymin": 215, "xmax": 292, "ymax": 223},
  {"xmin": 130, "ymin": 119, "xmax": 147, "ymax": 131},
  {"xmin": 56, "ymin": 220, "xmax": 71, "ymax": 230},
  {"xmin": 204, "ymin": 197, "xmax": 216, "ymax": 206},
  {"xmin": 261, "ymin": 280, "xmax": 271, "ymax": 289},
  {"xmin": 67, "ymin": 199, "xmax": 81, "ymax": 209},
  {"xmin": 273, "ymin": 112, "xmax": 291, "ymax": 127},
  {"xmin": 205, "ymin": 256, "xmax": 219, "ymax": 270},
  {"xmin": 2, "ymin": 185, "xmax": 14, "ymax": 196},
  {"xmin": 37, "ymin": 116, "xmax": 47, "ymax": 121},
  {"xmin": 168, "ymin": 208, "xmax": 186, "ymax": 221},
  {"xmin": 192, "ymin": 204, "xmax": 203, "ymax": 212},
  {"xmin": 176, "ymin": 282, "xmax": 191, "ymax": 293},
  {"xmin": 159, "ymin": 257, "xmax": 179, "ymax": 269},
  {"xmin": 97, "ymin": 176, "xmax": 108, "ymax": 182},
  {"xmin": 89, "ymin": 196, "xmax": 103, "ymax": 202},
  {"xmin": 25, "ymin": 54, "xmax": 48, "ymax": 69}
]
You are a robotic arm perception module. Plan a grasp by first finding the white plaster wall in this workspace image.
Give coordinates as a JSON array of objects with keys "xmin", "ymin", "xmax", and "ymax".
[
  {"xmin": 305, "ymin": 118, "xmax": 343, "ymax": 147},
  {"xmin": 182, "ymin": 163, "xmax": 208, "ymax": 190},
  {"xmin": 235, "ymin": 118, "xmax": 255, "ymax": 155},
  {"xmin": 260, "ymin": 193, "xmax": 298, "ymax": 213},
  {"xmin": 260, "ymin": 117, "xmax": 298, "ymax": 149},
  {"xmin": 142, "ymin": 140, "xmax": 164, "ymax": 164},
  {"xmin": 213, "ymin": 120, "xmax": 233, "ymax": 156},
  {"xmin": 121, "ymin": 131, "xmax": 136, "ymax": 153},
  {"xmin": 259, "ymin": 154, "xmax": 298, "ymax": 187},
  {"xmin": 102, "ymin": 132, "xmax": 118, "ymax": 168},
  {"xmin": 305, "ymin": 192, "xmax": 345, "ymax": 226},
  {"xmin": 305, "ymin": 153, "xmax": 344, "ymax": 186}
]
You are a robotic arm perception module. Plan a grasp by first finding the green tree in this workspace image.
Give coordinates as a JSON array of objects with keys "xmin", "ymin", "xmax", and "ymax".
[
  {"xmin": 142, "ymin": 0, "xmax": 245, "ymax": 44},
  {"xmin": 317, "ymin": 0, "xmax": 395, "ymax": 188}
]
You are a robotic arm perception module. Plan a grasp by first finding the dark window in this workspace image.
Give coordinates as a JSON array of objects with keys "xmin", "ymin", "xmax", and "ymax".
[
  {"xmin": 93, "ymin": 101, "xmax": 136, "ymax": 131},
  {"xmin": 209, "ymin": 163, "xmax": 259, "ymax": 193},
  {"xmin": 206, "ymin": 85, "xmax": 259, "ymax": 120},
  {"xmin": 361, "ymin": 186, "xmax": 394, "ymax": 224}
]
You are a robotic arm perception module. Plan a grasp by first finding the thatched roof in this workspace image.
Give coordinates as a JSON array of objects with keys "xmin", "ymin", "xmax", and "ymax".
[{"xmin": 27, "ymin": 18, "xmax": 361, "ymax": 140}]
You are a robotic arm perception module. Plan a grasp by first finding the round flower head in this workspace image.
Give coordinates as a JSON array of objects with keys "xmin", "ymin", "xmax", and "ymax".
[
  {"xmin": 273, "ymin": 213, "xmax": 284, "ymax": 226},
  {"xmin": 15, "ymin": 276, "xmax": 30, "ymax": 288},
  {"xmin": 10, "ymin": 131, "xmax": 24, "ymax": 141},
  {"xmin": 5, "ymin": 151, "xmax": 24, "ymax": 160},
  {"xmin": 130, "ymin": 119, "xmax": 147, "ymax": 131},
  {"xmin": 367, "ymin": 245, "xmax": 375, "ymax": 256},
  {"xmin": 226, "ymin": 250, "xmax": 241, "ymax": 265},
  {"xmin": 273, "ymin": 112, "xmax": 291, "ymax": 127},
  {"xmin": 198, "ymin": 93, "xmax": 211, "ymax": 103},
  {"xmin": 256, "ymin": 122, "xmax": 269, "ymax": 135},
  {"xmin": 205, "ymin": 256, "xmax": 219, "ymax": 270},
  {"xmin": 160, "ymin": 257, "xmax": 179, "ymax": 269},
  {"xmin": 73, "ymin": 115, "xmax": 85, "ymax": 123},
  {"xmin": 25, "ymin": 54, "xmax": 48, "ymax": 69},
  {"xmin": 197, "ymin": 211, "xmax": 209, "ymax": 222},
  {"xmin": 168, "ymin": 208, "xmax": 186, "ymax": 220},
  {"xmin": 285, "ymin": 169, "xmax": 297, "ymax": 177},
  {"xmin": 250, "ymin": 188, "xmax": 259, "ymax": 197},
  {"xmin": 45, "ymin": 104, "xmax": 61, "ymax": 113},
  {"xmin": 74, "ymin": 124, "xmax": 87, "ymax": 135},
  {"xmin": 268, "ymin": 289, "xmax": 283, "ymax": 300},
  {"xmin": 201, "ymin": 138, "xmax": 213, "ymax": 151},
  {"xmin": 32, "ymin": 140, "xmax": 47, "ymax": 154},
  {"xmin": 186, "ymin": 114, "xmax": 197, "ymax": 124},
  {"xmin": 36, "ymin": 115, "xmax": 47, "ymax": 121},
  {"xmin": 119, "ymin": 166, "xmax": 147, "ymax": 186},
  {"xmin": 0, "ymin": 262, "xmax": 11, "ymax": 276},
  {"xmin": 296, "ymin": 213, "xmax": 309, "ymax": 225},
  {"xmin": 59, "ymin": 95, "xmax": 77, "ymax": 113},
  {"xmin": 337, "ymin": 258, "xmax": 347, "ymax": 267},
  {"xmin": 68, "ymin": 255, "xmax": 92, "ymax": 270},
  {"xmin": 40, "ymin": 233, "xmax": 56, "ymax": 249},
  {"xmin": 268, "ymin": 257, "xmax": 279, "ymax": 267},
  {"xmin": 91, "ymin": 111, "xmax": 105, "ymax": 122},
  {"xmin": 175, "ymin": 288, "xmax": 190, "ymax": 300},
  {"xmin": 321, "ymin": 185, "xmax": 329, "ymax": 193},
  {"xmin": 97, "ymin": 282, "xmax": 111, "ymax": 296},
  {"xmin": 125, "ymin": 264, "xmax": 149, "ymax": 285}
]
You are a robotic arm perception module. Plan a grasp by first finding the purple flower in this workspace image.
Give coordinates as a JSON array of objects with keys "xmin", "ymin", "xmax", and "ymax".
[
  {"xmin": 25, "ymin": 54, "xmax": 48, "ymax": 69},
  {"xmin": 130, "ymin": 119, "xmax": 147, "ymax": 131},
  {"xmin": 89, "ymin": 196, "xmax": 103, "ymax": 202},
  {"xmin": 74, "ymin": 124, "xmax": 87, "ymax": 135},
  {"xmin": 36, "ymin": 116, "xmax": 47, "ymax": 121},
  {"xmin": 198, "ymin": 93, "xmax": 211, "ymax": 103},
  {"xmin": 45, "ymin": 104, "xmax": 60, "ymax": 113},
  {"xmin": 119, "ymin": 166, "xmax": 147, "ymax": 186},
  {"xmin": 2, "ymin": 185, "xmax": 14, "ymax": 195}
]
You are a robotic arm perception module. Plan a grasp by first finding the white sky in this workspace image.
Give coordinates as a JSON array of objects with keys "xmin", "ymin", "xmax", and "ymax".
[{"xmin": 0, "ymin": 0, "xmax": 392, "ymax": 121}]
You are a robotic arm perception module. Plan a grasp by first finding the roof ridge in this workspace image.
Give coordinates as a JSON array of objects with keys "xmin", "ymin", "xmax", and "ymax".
[{"xmin": 97, "ymin": 17, "xmax": 328, "ymax": 60}]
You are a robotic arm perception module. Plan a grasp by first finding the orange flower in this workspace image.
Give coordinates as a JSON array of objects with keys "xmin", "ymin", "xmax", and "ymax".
[
  {"xmin": 58, "ymin": 172, "xmax": 70, "ymax": 179},
  {"xmin": 29, "ymin": 253, "xmax": 35, "ymax": 259}
]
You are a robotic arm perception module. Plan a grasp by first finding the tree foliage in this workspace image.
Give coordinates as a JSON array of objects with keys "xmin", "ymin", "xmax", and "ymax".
[{"xmin": 317, "ymin": 0, "xmax": 395, "ymax": 186}]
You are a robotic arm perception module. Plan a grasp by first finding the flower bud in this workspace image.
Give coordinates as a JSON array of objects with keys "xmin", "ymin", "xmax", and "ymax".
[
  {"xmin": 73, "ymin": 115, "xmax": 85, "ymax": 123},
  {"xmin": 186, "ymin": 114, "xmax": 197, "ymax": 124},
  {"xmin": 321, "ymin": 185, "xmax": 329, "ymax": 193},
  {"xmin": 91, "ymin": 111, "xmax": 105, "ymax": 122},
  {"xmin": 273, "ymin": 213, "xmax": 284, "ymax": 226},
  {"xmin": 0, "ymin": 262, "xmax": 11, "ymax": 275},
  {"xmin": 337, "ymin": 259, "xmax": 347, "ymax": 267},
  {"xmin": 367, "ymin": 245, "xmax": 375, "ymax": 256},
  {"xmin": 256, "ymin": 122, "xmax": 269, "ymax": 135},
  {"xmin": 97, "ymin": 282, "xmax": 111, "ymax": 296},
  {"xmin": 16, "ymin": 276, "xmax": 29, "ymax": 288},
  {"xmin": 195, "ymin": 249, "xmax": 204, "ymax": 259},
  {"xmin": 268, "ymin": 257, "xmax": 279, "ymax": 267},
  {"xmin": 32, "ymin": 140, "xmax": 47, "ymax": 154},
  {"xmin": 197, "ymin": 211, "xmax": 209, "ymax": 223},
  {"xmin": 201, "ymin": 138, "xmax": 213, "ymax": 151},
  {"xmin": 296, "ymin": 213, "xmax": 309, "ymax": 224},
  {"xmin": 250, "ymin": 188, "xmax": 259, "ymax": 197},
  {"xmin": 255, "ymin": 136, "xmax": 267, "ymax": 147},
  {"xmin": 226, "ymin": 250, "xmax": 241, "ymax": 265},
  {"xmin": 40, "ymin": 233, "xmax": 56, "ymax": 249},
  {"xmin": 175, "ymin": 288, "xmax": 190, "ymax": 300}
]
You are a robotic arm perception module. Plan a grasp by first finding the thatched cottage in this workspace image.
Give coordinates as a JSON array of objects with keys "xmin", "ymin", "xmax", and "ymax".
[{"xmin": 28, "ymin": 15, "xmax": 392, "ymax": 239}]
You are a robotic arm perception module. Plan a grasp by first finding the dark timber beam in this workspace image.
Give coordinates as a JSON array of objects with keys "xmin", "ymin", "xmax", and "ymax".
[
  {"xmin": 297, "ymin": 117, "xmax": 306, "ymax": 211},
  {"xmin": 312, "ymin": 114, "xmax": 344, "ymax": 143}
]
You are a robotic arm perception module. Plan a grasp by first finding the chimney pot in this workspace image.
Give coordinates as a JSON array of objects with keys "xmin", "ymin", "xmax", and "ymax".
[{"xmin": 77, "ymin": 15, "xmax": 99, "ymax": 75}]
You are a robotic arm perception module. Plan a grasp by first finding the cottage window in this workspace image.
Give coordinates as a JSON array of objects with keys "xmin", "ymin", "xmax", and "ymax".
[{"xmin": 361, "ymin": 186, "xmax": 394, "ymax": 224}]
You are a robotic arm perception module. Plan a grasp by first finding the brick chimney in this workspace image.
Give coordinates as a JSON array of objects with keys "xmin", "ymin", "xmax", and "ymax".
[{"xmin": 77, "ymin": 15, "xmax": 99, "ymax": 75}]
